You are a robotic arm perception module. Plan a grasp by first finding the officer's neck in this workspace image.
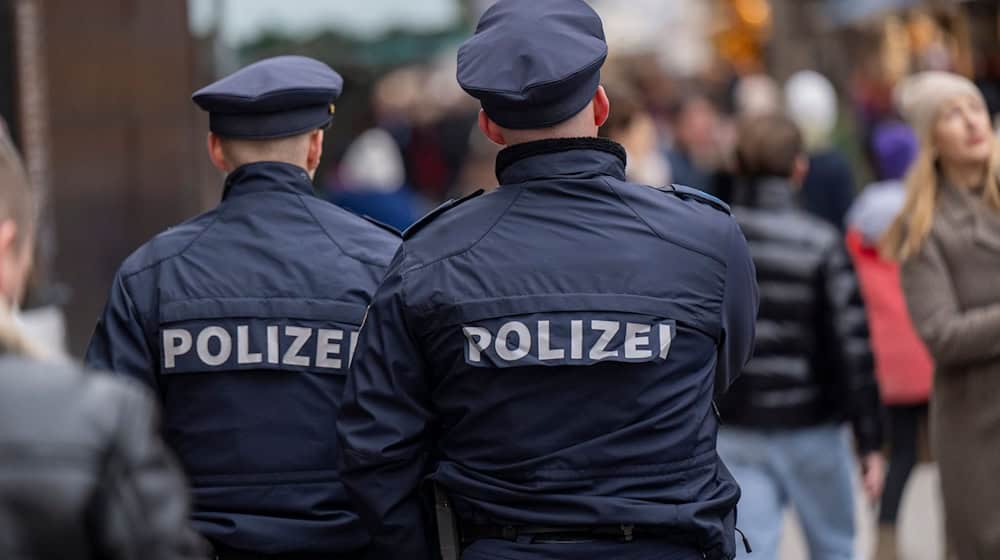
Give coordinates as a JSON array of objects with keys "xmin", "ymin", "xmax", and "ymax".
[
  {"xmin": 503, "ymin": 126, "xmax": 599, "ymax": 145},
  {"xmin": 224, "ymin": 158, "xmax": 315, "ymax": 180}
]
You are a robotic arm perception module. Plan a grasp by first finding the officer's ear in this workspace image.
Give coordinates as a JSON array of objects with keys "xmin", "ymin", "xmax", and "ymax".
[
  {"xmin": 306, "ymin": 129, "xmax": 324, "ymax": 177},
  {"xmin": 593, "ymin": 86, "xmax": 610, "ymax": 129},
  {"xmin": 206, "ymin": 133, "xmax": 229, "ymax": 173},
  {"xmin": 478, "ymin": 110, "xmax": 507, "ymax": 146}
]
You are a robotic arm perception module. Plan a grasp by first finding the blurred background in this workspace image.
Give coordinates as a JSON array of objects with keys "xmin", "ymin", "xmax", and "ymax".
[
  {"xmin": 4, "ymin": 1, "xmax": 995, "ymax": 558},
  {"xmin": 2, "ymin": 0, "xmax": 999, "ymax": 357}
]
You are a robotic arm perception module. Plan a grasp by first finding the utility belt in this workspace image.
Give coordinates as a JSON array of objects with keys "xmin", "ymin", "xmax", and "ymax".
[
  {"xmin": 212, "ymin": 545, "xmax": 368, "ymax": 560},
  {"xmin": 433, "ymin": 483, "xmax": 679, "ymax": 560},
  {"xmin": 433, "ymin": 484, "xmax": 751, "ymax": 559},
  {"xmin": 460, "ymin": 521, "xmax": 666, "ymax": 544}
]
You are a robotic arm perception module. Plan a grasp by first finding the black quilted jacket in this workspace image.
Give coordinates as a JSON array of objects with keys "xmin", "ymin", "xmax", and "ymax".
[
  {"xmin": 718, "ymin": 178, "xmax": 883, "ymax": 453},
  {"xmin": 0, "ymin": 347, "xmax": 207, "ymax": 559}
]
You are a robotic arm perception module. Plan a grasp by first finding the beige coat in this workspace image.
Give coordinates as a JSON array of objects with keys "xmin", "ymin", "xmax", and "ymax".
[{"xmin": 902, "ymin": 183, "xmax": 1000, "ymax": 560}]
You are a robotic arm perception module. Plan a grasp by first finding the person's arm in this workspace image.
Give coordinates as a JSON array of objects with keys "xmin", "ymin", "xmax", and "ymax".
[
  {"xmin": 85, "ymin": 272, "xmax": 159, "ymax": 392},
  {"xmin": 821, "ymin": 240, "xmax": 883, "ymax": 454},
  {"xmin": 90, "ymin": 378, "xmax": 208, "ymax": 559},
  {"xmin": 336, "ymin": 251, "xmax": 434, "ymax": 560},
  {"xmin": 902, "ymin": 235, "xmax": 1000, "ymax": 368},
  {"xmin": 716, "ymin": 219, "xmax": 758, "ymax": 396}
]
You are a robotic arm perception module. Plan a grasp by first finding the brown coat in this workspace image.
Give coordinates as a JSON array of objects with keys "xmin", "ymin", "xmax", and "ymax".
[{"xmin": 901, "ymin": 183, "xmax": 1000, "ymax": 560}]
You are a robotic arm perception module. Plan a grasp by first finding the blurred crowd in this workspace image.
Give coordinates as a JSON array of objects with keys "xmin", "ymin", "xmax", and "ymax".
[{"xmin": 3, "ymin": 1, "xmax": 1000, "ymax": 559}]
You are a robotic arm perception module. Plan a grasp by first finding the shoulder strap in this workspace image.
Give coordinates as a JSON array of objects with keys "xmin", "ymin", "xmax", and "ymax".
[
  {"xmin": 403, "ymin": 189, "xmax": 485, "ymax": 240},
  {"xmin": 658, "ymin": 184, "xmax": 731, "ymax": 215},
  {"xmin": 361, "ymin": 215, "xmax": 402, "ymax": 237}
]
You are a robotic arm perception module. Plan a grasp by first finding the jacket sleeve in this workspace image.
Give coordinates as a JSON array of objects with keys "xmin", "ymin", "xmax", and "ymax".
[
  {"xmin": 821, "ymin": 240, "xmax": 882, "ymax": 454},
  {"xmin": 901, "ymin": 234, "xmax": 1000, "ymax": 368},
  {"xmin": 85, "ymin": 271, "xmax": 159, "ymax": 392},
  {"xmin": 336, "ymin": 251, "xmax": 434, "ymax": 560},
  {"xmin": 716, "ymin": 219, "xmax": 759, "ymax": 396},
  {"xmin": 91, "ymin": 380, "xmax": 208, "ymax": 559}
]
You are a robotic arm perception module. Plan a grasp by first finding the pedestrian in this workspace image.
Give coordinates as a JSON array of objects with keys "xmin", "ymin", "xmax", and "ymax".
[
  {"xmin": 85, "ymin": 56, "xmax": 400, "ymax": 559},
  {"xmin": 785, "ymin": 70, "xmax": 857, "ymax": 230},
  {"xmin": 666, "ymin": 92, "xmax": 726, "ymax": 196},
  {"xmin": 0, "ymin": 123, "xmax": 206, "ymax": 559},
  {"xmin": 719, "ymin": 113, "xmax": 885, "ymax": 560},
  {"xmin": 845, "ymin": 121, "xmax": 931, "ymax": 560},
  {"xmin": 600, "ymin": 74, "xmax": 672, "ymax": 187},
  {"xmin": 335, "ymin": 1, "xmax": 759, "ymax": 559},
  {"xmin": 327, "ymin": 127, "xmax": 425, "ymax": 231},
  {"xmin": 882, "ymin": 71, "xmax": 1000, "ymax": 560}
]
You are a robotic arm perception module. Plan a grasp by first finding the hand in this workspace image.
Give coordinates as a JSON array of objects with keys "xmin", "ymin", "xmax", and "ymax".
[{"xmin": 861, "ymin": 451, "xmax": 886, "ymax": 503}]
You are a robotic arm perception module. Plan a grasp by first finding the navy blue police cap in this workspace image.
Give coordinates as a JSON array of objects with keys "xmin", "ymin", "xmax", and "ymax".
[
  {"xmin": 192, "ymin": 55, "xmax": 343, "ymax": 139},
  {"xmin": 457, "ymin": 0, "xmax": 608, "ymax": 130}
]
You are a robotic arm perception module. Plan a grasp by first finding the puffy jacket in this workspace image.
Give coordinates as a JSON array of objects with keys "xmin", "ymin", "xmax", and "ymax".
[
  {"xmin": 0, "ymin": 318, "xmax": 205, "ymax": 559},
  {"xmin": 719, "ymin": 177, "xmax": 882, "ymax": 453},
  {"xmin": 845, "ymin": 182, "xmax": 932, "ymax": 405}
]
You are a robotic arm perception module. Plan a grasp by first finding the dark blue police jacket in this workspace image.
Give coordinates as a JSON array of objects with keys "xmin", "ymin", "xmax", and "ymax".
[
  {"xmin": 85, "ymin": 161, "xmax": 400, "ymax": 555},
  {"xmin": 336, "ymin": 138, "xmax": 758, "ymax": 559}
]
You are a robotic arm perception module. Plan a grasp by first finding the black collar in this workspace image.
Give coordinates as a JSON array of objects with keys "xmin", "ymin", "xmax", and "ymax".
[
  {"xmin": 222, "ymin": 161, "xmax": 315, "ymax": 201},
  {"xmin": 495, "ymin": 137, "xmax": 627, "ymax": 185},
  {"xmin": 732, "ymin": 176, "xmax": 799, "ymax": 210}
]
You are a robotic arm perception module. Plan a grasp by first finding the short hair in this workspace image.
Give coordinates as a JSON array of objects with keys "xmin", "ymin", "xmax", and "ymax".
[
  {"xmin": 0, "ymin": 129, "xmax": 38, "ymax": 245},
  {"xmin": 218, "ymin": 130, "xmax": 314, "ymax": 168},
  {"xmin": 735, "ymin": 113, "xmax": 804, "ymax": 179}
]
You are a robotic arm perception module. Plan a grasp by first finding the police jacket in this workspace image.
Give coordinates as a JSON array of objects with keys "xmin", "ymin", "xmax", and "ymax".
[
  {"xmin": 719, "ymin": 178, "xmax": 882, "ymax": 453},
  {"xmin": 86, "ymin": 161, "xmax": 400, "ymax": 555},
  {"xmin": 336, "ymin": 138, "xmax": 759, "ymax": 560},
  {"xmin": 0, "ymin": 317, "xmax": 206, "ymax": 559}
]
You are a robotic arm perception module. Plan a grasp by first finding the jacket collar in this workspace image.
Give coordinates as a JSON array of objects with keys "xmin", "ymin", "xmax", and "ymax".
[
  {"xmin": 222, "ymin": 161, "xmax": 315, "ymax": 201},
  {"xmin": 937, "ymin": 180, "xmax": 1000, "ymax": 252},
  {"xmin": 495, "ymin": 137, "xmax": 627, "ymax": 185},
  {"xmin": 733, "ymin": 176, "xmax": 799, "ymax": 210}
]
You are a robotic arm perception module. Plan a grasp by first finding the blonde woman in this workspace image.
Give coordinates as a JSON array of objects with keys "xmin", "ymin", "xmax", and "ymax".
[
  {"xmin": 883, "ymin": 71, "xmax": 1000, "ymax": 559},
  {"xmin": 0, "ymin": 130, "xmax": 206, "ymax": 558}
]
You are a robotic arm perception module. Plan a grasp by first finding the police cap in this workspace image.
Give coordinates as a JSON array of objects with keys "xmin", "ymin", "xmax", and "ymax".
[
  {"xmin": 457, "ymin": 0, "xmax": 608, "ymax": 130},
  {"xmin": 192, "ymin": 55, "xmax": 343, "ymax": 139}
]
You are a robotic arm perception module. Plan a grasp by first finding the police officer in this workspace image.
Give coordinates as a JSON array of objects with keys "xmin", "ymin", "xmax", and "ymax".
[
  {"xmin": 86, "ymin": 56, "xmax": 400, "ymax": 559},
  {"xmin": 334, "ymin": 2, "xmax": 759, "ymax": 559}
]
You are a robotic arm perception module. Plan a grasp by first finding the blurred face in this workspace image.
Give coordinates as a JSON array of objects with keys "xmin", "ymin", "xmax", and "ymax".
[
  {"xmin": 677, "ymin": 98, "xmax": 719, "ymax": 150},
  {"xmin": 933, "ymin": 94, "xmax": 993, "ymax": 167}
]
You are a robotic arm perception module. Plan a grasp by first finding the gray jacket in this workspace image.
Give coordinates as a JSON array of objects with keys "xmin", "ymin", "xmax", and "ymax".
[{"xmin": 0, "ymin": 329, "xmax": 206, "ymax": 559}]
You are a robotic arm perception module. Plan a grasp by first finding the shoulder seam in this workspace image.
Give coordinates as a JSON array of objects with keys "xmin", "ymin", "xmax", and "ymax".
[
  {"xmin": 602, "ymin": 178, "xmax": 726, "ymax": 266},
  {"xmin": 402, "ymin": 188, "xmax": 524, "ymax": 277},
  {"xmin": 120, "ymin": 212, "xmax": 221, "ymax": 281},
  {"xmin": 296, "ymin": 193, "xmax": 389, "ymax": 267}
]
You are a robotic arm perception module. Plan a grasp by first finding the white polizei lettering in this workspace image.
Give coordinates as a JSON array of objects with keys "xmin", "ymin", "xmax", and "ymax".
[
  {"xmin": 162, "ymin": 329, "xmax": 192, "ymax": 369},
  {"xmin": 658, "ymin": 323, "xmax": 674, "ymax": 359},
  {"xmin": 570, "ymin": 320, "xmax": 584, "ymax": 359},
  {"xmin": 197, "ymin": 326, "xmax": 232, "ymax": 366},
  {"xmin": 537, "ymin": 320, "xmax": 565, "ymax": 360},
  {"xmin": 266, "ymin": 326, "xmax": 279, "ymax": 364},
  {"xmin": 463, "ymin": 326, "xmax": 492, "ymax": 363},
  {"xmin": 316, "ymin": 329, "xmax": 344, "ymax": 369},
  {"xmin": 495, "ymin": 321, "xmax": 531, "ymax": 361},
  {"xmin": 590, "ymin": 320, "xmax": 620, "ymax": 360},
  {"xmin": 283, "ymin": 326, "xmax": 312, "ymax": 366},
  {"xmin": 624, "ymin": 323, "xmax": 653, "ymax": 359},
  {"xmin": 236, "ymin": 325, "xmax": 263, "ymax": 365},
  {"xmin": 348, "ymin": 331, "xmax": 359, "ymax": 367}
]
